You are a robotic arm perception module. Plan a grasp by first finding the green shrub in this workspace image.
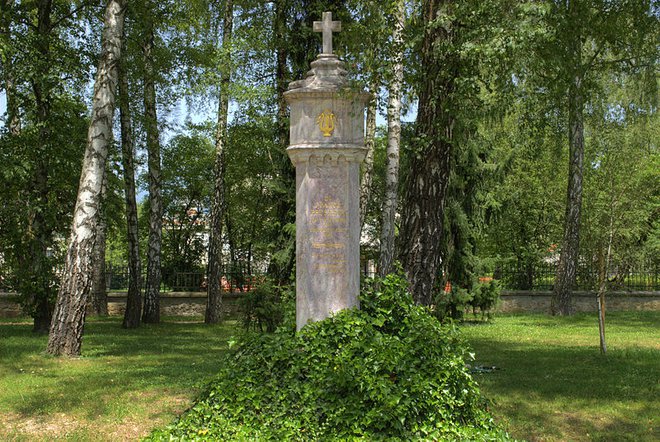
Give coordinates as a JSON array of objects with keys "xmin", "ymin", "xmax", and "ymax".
[
  {"xmin": 469, "ymin": 280, "xmax": 501, "ymax": 321},
  {"xmin": 239, "ymin": 278, "xmax": 294, "ymax": 332},
  {"xmin": 146, "ymin": 274, "xmax": 511, "ymax": 441},
  {"xmin": 435, "ymin": 281, "xmax": 501, "ymax": 322},
  {"xmin": 434, "ymin": 285, "xmax": 473, "ymax": 322}
]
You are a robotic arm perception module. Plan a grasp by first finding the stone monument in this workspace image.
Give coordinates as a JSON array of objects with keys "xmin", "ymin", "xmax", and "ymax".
[{"xmin": 285, "ymin": 12, "xmax": 369, "ymax": 331}]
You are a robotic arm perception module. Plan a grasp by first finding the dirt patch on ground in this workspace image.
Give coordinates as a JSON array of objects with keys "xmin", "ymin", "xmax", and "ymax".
[{"xmin": 0, "ymin": 391, "xmax": 192, "ymax": 441}]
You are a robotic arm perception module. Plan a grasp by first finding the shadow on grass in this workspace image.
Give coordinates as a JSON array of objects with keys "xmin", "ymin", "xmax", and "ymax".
[
  {"xmin": 0, "ymin": 319, "xmax": 240, "ymax": 420},
  {"xmin": 470, "ymin": 337, "xmax": 659, "ymax": 401},
  {"xmin": 494, "ymin": 395, "xmax": 657, "ymax": 442},
  {"xmin": 466, "ymin": 313, "xmax": 660, "ymax": 442}
]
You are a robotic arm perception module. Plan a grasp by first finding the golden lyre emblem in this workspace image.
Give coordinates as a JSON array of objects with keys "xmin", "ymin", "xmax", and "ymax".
[{"xmin": 316, "ymin": 109, "xmax": 336, "ymax": 137}]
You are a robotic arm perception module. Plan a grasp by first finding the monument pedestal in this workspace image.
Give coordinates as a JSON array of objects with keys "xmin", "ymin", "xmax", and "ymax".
[
  {"xmin": 285, "ymin": 13, "xmax": 368, "ymax": 330},
  {"xmin": 288, "ymin": 147, "xmax": 365, "ymax": 330}
]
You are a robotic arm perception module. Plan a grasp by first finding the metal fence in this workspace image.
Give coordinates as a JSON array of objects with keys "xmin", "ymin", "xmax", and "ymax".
[
  {"xmin": 496, "ymin": 261, "xmax": 660, "ymax": 291},
  {"xmin": 106, "ymin": 266, "xmax": 262, "ymax": 293}
]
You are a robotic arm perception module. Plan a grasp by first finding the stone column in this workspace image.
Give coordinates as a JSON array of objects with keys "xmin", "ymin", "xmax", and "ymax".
[{"xmin": 285, "ymin": 12, "xmax": 369, "ymax": 331}]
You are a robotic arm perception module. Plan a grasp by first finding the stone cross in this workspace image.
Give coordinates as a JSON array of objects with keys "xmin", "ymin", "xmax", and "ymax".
[
  {"xmin": 285, "ymin": 12, "xmax": 369, "ymax": 331},
  {"xmin": 313, "ymin": 11, "xmax": 341, "ymax": 55}
]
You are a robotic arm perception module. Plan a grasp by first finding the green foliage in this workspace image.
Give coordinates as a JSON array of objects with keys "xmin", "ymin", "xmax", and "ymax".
[
  {"xmin": 469, "ymin": 281, "xmax": 501, "ymax": 321},
  {"xmin": 224, "ymin": 118, "xmax": 282, "ymax": 273},
  {"xmin": 147, "ymin": 274, "xmax": 511, "ymax": 441},
  {"xmin": 159, "ymin": 132, "xmax": 214, "ymax": 278},
  {"xmin": 0, "ymin": 95, "xmax": 88, "ymax": 319},
  {"xmin": 435, "ymin": 286, "xmax": 473, "ymax": 322},
  {"xmin": 434, "ymin": 281, "xmax": 501, "ymax": 322},
  {"xmin": 240, "ymin": 279, "xmax": 293, "ymax": 333}
]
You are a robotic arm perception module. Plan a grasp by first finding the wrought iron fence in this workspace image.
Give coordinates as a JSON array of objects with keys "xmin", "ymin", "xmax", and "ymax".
[
  {"xmin": 106, "ymin": 266, "xmax": 263, "ymax": 293},
  {"xmin": 106, "ymin": 262, "xmax": 660, "ymax": 293},
  {"xmin": 495, "ymin": 261, "xmax": 660, "ymax": 291}
]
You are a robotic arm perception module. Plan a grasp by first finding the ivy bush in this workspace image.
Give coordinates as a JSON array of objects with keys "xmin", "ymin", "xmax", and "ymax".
[{"xmin": 146, "ymin": 274, "xmax": 511, "ymax": 441}]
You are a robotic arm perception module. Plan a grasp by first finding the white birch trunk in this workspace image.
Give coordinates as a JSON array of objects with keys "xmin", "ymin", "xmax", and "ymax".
[
  {"xmin": 379, "ymin": 0, "xmax": 405, "ymax": 277},
  {"xmin": 359, "ymin": 83, "xmax": 377, "ymax": 234},
  {"xmin": 142, "ymin": 17, "xmax": 162, "ymax": 324},
  {"xmin": 90, "ymin": 168, "xmax": 108, "ymax": 315},
  {"xmin": 118, "ymin": 50, "xmax": 142, "ymax": 329},
  {"xmin": 206, "ymin": 0, "xmax": 233, "ymax": 324},
  {"xmin": 46, "ymin": 0, "xmax": 126, "ymax": 356}
]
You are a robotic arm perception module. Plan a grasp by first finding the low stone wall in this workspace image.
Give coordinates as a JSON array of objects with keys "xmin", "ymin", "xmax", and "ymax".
[
  {"xmin": 498, "ymin": 290, "xmax": 660, "ymax": 313},
  {"xmin": 0, "ymin": 292, "xmax": 22, "ymax": 318},
  {"xmin": 106, "ymin": 291, "xmax": 244, "ymax": 317},
  {"xmin": 0, "ymin": 291, "xmax": 246, "ymax": 318},
  {"xmin": 2, "ymin": 290, "xmax": 659, "ymax": 318}
]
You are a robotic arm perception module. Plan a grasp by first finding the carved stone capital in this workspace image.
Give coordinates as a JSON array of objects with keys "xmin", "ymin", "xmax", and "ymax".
[{"xmin": 287, "ymin": 145, "xmax": 367, "ymax": 166}]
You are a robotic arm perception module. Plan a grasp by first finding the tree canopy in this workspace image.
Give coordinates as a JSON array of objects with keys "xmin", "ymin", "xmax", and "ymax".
[{"xmin": 0, "ymin": 0, "xmax": 657, "ymax": 344}]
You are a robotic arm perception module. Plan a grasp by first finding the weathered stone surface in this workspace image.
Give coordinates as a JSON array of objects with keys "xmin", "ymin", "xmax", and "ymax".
[
  {"xmin": 285, "ymin": 13, "xmax": 368, "ymax": 331},
  {"xmin": 0, "ymin": 293, "xmax": 22, "ymax": 317},
  {"xmin": 497, "ymin": 291, "xmax": 660, "ymax": 313},
  {"xmin": 289, "ymin": 150, "xmax": 364, "ymax": 329}
]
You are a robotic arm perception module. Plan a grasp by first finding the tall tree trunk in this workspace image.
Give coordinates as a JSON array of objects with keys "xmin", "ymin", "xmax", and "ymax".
[
  {"xmin": 118, "ymin": 52, "xmax": 142, "ymax": 329},
  {"xmin": 90, "ymin": 168, "xmax": 108, "ymax": 315},
  {"xmin": 46, "ymin": 0, "xmax": 126, "ymax": 356},
  {"xmin": 379, "ymin": 0, "xmax": 405, "ymax": 277},
  {"xmin": 225, "ymin": 210, "xmax": 236, "ymax": 287},
  {"xmin": 552, "ymin": 19, "xmax": 584, "ymax": 316},
  {"xmin": 206, "ymin": 0, "xmax": 233, "ymax": 324},
  {"xmin": 597, "ymin": 247, "xmax": 607, "ymax": 354},
  {"xmin": 597, "ymin": 211, "xmax": 614, "ymax": 354},
  {"xmin": 267, "ymin": 0, "xmax": 296, "ymax": 284},
  {"xmin": 142, "ymin": 15, "xmax": 162, "ymax": 324},
  {"xmin": 359, "ymin": 81, "xmax": 377, "ymax": 234},
  {"xmin": 0, "ymin": 0, "xmax": 20, "ymax": 135},
  {"xmin": 30, "ymin": 0, "xmax": 54, "ymax": 334},
  {"xmin": 398, "ymin": 0, "xmax": 456, "ymax": 305}
]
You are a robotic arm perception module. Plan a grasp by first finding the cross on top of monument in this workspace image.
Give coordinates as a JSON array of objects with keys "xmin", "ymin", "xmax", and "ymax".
[{"xmin": 313, "ymin": 11, "xmax": 341, "ymax": 55}]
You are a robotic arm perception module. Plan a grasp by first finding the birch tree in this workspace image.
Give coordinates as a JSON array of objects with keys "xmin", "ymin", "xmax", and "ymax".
[
  {"xmin": 28, "ymin": 0, "xmax": 57, "ymax": 333},
  {"xmin": 46, "ymin": 0, "xmax": 126, "ymax": 357},
  {"xmin": 89, "ymin": 169, "xmax": 108, "ymax": 315},
  {"xmin": 359, "ymin": 85, "xmax": 377, "ymax": 232},
  {"xmin": 378, "ymin": 0, "xmax": 405, "ymax": 277},
  {"xmin": 141, "ymin": 4, "xmax": 162, "ymax": 324},
  {"xmin": 206, "ymin": 0, "xmax": 234, "ymax": 324},
  {"xmin": 537, "ymin": 0, "xmax": 658, "ymax": 315},
  {"xmin": 118, "ymin": 47, "xmax": 142, "ymax": 329},
  {"xmin": 398, "ymin": 0, "xmax": 457, "ymax": 305}
]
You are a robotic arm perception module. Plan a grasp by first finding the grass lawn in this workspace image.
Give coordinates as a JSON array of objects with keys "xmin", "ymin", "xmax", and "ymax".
[
  {"xmin": 461, "ymin": 311, "xmax": 660, "ymax": 442},
  {"xmin": 1, "ymin": 312, "xmax": 658, "ymax": 441},
  {"xmin": 0, "ymin": 316, "xmax": 236, "ymax": 441}
]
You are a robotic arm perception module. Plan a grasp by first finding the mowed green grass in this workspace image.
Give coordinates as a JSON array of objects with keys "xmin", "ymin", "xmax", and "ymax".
[
  {"xmin": 0, "ymin": 316, "xmax": 236, "ymax": 441},
  {"xmin": 1, "ymin": 312, "xmax": 658, "ymax": 441},
  {"xmin": 461, "ymin": 312, "xmax": 660, "ymax": 442}
]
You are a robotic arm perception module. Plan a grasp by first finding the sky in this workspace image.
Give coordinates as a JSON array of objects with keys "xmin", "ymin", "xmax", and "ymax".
[{"xmin": 1, "ymin": 89, "xmax": 417, "ymax": 133}]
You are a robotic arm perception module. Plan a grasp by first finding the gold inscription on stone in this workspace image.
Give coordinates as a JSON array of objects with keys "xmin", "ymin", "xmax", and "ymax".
[
  {"xmin": 309, "ymin": 195, "xmax": 347, "ymax": 275},
  {"xmin": 316, "ymin": 109, "xmax": 336, "ymax": 137}
]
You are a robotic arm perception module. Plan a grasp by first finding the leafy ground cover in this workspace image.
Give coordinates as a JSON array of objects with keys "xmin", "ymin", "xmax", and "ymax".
[
  {"xmin": 0, "ymin": 316, "xmax": 235, "ymax": 441},
  {"xmin": 147, "ymin": 276, "xmax": 510, "ymax": 441},
  {"xmin": 461, "ymin": 312, "xmax": 660, "ymax": 442}
]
